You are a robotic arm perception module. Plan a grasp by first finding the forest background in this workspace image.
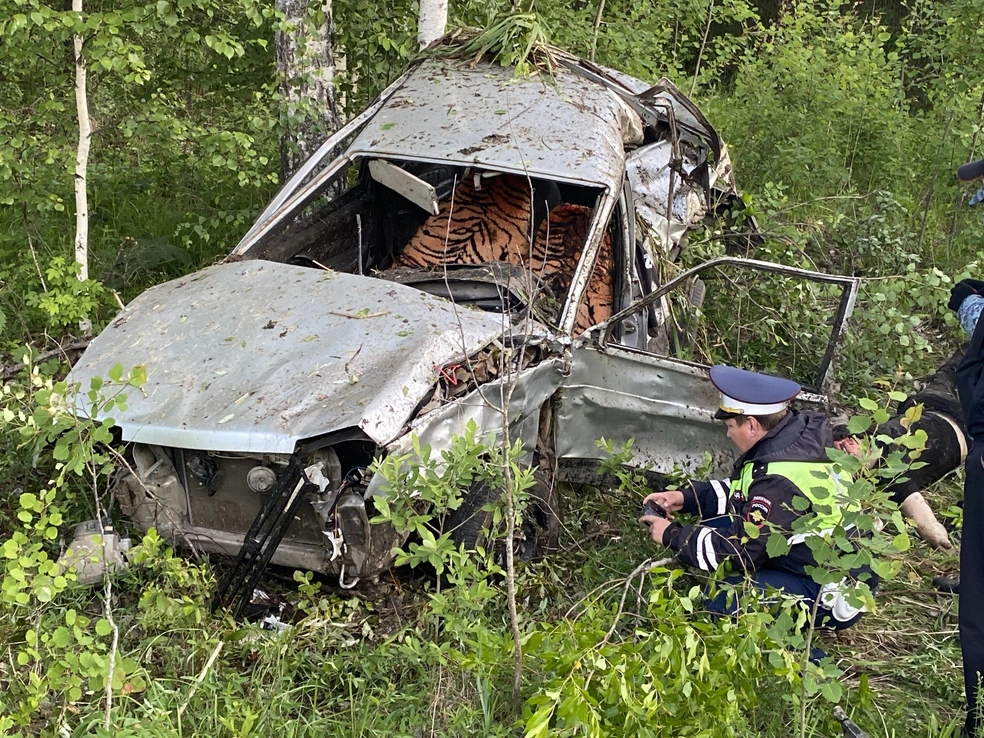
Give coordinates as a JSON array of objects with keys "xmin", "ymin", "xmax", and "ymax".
[{"xmin": 0, "ymin": 0, "xmax": 982, "ymax": 735}]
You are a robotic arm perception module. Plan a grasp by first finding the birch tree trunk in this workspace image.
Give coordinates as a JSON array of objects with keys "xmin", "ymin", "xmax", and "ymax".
[
  {"xmin": 73, "ymin": 0, "xmax": 92, "ymax": 334},
  {"xmin": 276, "ymin": 0, "xmax": 340, "ymax": 182},
  {"xmin": 417, "ymin": 0, "xmax": 447, "ymax": 50}
]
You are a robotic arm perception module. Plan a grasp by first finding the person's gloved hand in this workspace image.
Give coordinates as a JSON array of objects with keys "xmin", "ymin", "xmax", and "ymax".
[{"xmin": 948, "ymin": 279, "xmax": 984, "ymax": 311}]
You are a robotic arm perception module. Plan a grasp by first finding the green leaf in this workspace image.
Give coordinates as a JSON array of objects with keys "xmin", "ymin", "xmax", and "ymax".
[
  {"xmin": 846, "ymin": 415, "xmax": 871, "ymax": 434},
  {"xmin": 108, "ymin": 363, "xmax": 124, "ymax": 383},
  {"xmin": 766, "ymin": 531, "xmax": 790, "ymax": 557},
  {"xmin": 130, "ymin": 365, "xmax": 147, "ymax": 387},
  {"xmin": 52, "ymin": 626, "xmax": 72, "ymax": 648},
  {"xmin": 820, "ymin": 680, "xmax": 842, "ymax": 702},
  {"xmin": 95, "ymin": 618, "xmax": 112, "ymax": 636}
]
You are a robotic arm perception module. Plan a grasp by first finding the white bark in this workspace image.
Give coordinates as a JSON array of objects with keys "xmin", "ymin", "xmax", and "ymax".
[
  {"xmin": 73, "ymin": 0, "xmax": 91, "ymax": 334},
  {"xmin": 276, "ymin": 0, "xmax": 340, "ymax": 181},
  {"xmin": 417, "ymin": 0, "xmax": 447, "ymax": 50}
]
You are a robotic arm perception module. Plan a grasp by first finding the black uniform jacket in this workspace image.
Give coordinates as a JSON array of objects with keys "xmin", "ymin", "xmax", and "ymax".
[
  {"xmin": 958, "ymin": 314, "xmax": 984, "ymax": 440},
  {"xmin": 661, "ymin": 410, "xmax": 834, "ymax": 577}
]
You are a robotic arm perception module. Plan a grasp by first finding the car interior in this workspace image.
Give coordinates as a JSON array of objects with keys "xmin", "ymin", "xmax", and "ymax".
[{"xmin": 246, "ymin": 157, "xmax": 628, "ymax": 334}]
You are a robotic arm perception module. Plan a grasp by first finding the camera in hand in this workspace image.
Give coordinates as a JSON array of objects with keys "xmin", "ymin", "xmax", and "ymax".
[{"xmin": 642, "ymin": 499, "xmax": 667, "ymax": 521}]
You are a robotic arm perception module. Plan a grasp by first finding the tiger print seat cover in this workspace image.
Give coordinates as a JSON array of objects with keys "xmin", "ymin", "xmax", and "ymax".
[{"xmin": 396, "ymin": 174, "xmax": 613, "ymax": 334}]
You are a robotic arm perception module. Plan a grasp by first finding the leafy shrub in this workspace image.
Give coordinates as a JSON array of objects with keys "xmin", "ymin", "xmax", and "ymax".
[
  {"xmin": 22, "ymin": 257, "xmax": 109, "ymax": 335},
  {"xmin": 0, "ymin": 361, "xmax": 147, "ymax": 732}
]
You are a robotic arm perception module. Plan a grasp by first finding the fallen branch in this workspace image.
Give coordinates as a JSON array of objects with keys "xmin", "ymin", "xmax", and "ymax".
[
  {"xmin": 1, "ymin": 339, "xmax": 92, "ymax": 381},
  {"xmin": 329, "ymin": 310, "xmax": 390, "ymax": 319},
  {"xmin": 598, "ymin": 556, "xmax": 674, "ymax": 647}
]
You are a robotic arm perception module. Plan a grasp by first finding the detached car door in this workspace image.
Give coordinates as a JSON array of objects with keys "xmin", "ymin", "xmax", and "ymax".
[{"xmin": 554, "ymin": 257, "xmax": 858, "ymax": 479}]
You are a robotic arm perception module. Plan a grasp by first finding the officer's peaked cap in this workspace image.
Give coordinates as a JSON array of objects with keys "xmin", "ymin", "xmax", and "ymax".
[{"xmin": 709, "ymin": 365, "xmax": 800, "ymax": 419}]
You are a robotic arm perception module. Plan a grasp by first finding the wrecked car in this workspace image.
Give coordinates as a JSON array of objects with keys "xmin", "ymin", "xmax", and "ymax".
[{"xmin": 69, "ymin": 49, "xmax": 858, "ymax": 600}]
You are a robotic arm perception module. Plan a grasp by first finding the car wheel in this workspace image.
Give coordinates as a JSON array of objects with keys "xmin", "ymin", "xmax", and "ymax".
[
  {"xmin": 445, "ymin": 480, "xmax": 495, "ymax": 551},
  {"xmin": 445, "ymin": 472, "xmax": 560, "ymax": 561}
]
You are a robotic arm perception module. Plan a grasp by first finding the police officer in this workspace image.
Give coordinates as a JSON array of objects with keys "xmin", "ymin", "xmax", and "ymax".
[
  {"xmin": 641, "ymin": 365, "xmax": 871, "ymax": 629},
  {"xmin": 949, "ymin": 154, "xmax": 984, "ymax": 738}
]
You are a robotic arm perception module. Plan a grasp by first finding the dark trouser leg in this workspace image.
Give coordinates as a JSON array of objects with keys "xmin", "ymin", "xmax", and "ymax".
[
  {"xmin": 703, "ymin": 569, "xmax": 865, "ymax": 630},
  {"xmin": 962, "ymin": 444, "xmax": 984, "ymax": 736}
]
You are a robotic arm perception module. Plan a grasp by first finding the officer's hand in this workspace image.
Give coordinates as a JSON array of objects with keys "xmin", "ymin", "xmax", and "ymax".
[
  {"xmin": 948, "ymin": 279, "xmax": 984, "ymax": 311},
  {"xmin": 833, "ymin": 436, "xmax": 862, "ymax": 457},
  {"xmin": 643, "ymin": 490, "xmax": 684, "ymax": 517},
  {"xmin": 640, "ymin": 515, "xmax": 672, "ymax": 544}
]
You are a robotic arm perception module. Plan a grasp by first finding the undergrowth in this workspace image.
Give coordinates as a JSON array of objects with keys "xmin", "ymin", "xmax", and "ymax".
[
  {"xmin": 0, "ymin": 0, "xmax": 981, "ymax": 735},
  {"xmin": 0, "ymin": 373, "xmax": 959, "ymax": 736}
]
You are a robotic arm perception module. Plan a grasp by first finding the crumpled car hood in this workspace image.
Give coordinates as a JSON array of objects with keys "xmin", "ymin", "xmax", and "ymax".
[{"xmin": 69, "ymin": 261, "xmax": 510, "ymax": 452}]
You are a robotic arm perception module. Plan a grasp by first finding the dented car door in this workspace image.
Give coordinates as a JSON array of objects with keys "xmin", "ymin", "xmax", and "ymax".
[{"xmin": 556, "ymin": 257, "xmax": 859, "ymax": 479}]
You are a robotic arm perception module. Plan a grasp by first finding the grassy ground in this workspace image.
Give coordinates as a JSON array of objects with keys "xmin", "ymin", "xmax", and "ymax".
[{"xmin": 544, "ymin": 477, "xmax": 967, "ymax": 737}]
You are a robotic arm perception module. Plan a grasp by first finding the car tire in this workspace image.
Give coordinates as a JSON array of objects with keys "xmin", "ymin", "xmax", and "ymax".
[
  {"xmin": 446, "ymin": 479, "xmax": 495, "ymax": 551},
  {"xmin": 446, "ymin": 471, "xmax": 560, "ymax": 560}
]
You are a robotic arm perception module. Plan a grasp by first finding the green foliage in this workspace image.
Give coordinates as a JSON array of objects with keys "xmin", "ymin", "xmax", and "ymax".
[
  {"xmin": 800, "ymin": 396, "xmax": 922, "ymax": 601},
  {"xmin": 371, "ymin": 420, "xmax": 535, "ymax": 641},
  {"xmin": 718, "ymin": 4, "xmax": 911, "ymax": 201},
  {"xmin": 523, "ymin": 567, "xmax": 789, "ymax": 738},
  {"xmin": 597, "ymin": 437, "xmax": 715, "ymax": 495},
  {"xmin": 0, "ymin": 360, "xmax": 149, "ymax": 731},
  {"xmin": 127, "ymin": 528, "xmax": 215, "ymax": 631},
  {"xmin": 372, "ymin": 419, "xmax": 534, "ymax": 569},
  {"xmin": 595, "ymin": 437, "xmax": 653, "ymax": 497},
  {"xmin": 22, "ymin": 256, "xmax": 110, "ymax": 334},
  {"xmin": 333, "ymin": 0, "xmax": 418, "ymax": 113},
  {"xmin": 430, "ymin": 13, "xmax": 554, "ymax": 77},
  {"xmin": 0, "ymin": 0, "xmax": 282, "ymax": 333}
]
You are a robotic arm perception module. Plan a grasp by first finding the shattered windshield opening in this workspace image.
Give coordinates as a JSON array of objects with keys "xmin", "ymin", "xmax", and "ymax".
[{"xmin": 250, "ymin": 157, "xmax": 612, "ymax": 328}]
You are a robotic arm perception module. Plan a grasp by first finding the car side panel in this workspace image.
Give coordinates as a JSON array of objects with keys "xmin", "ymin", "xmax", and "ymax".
[{"xmin": 555, "ymin": 346, "xmax": 735, "ymax": 478}]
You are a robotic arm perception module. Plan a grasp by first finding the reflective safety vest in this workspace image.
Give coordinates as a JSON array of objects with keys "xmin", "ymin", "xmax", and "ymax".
[{"xmin": 730, "ymin": 460, "xmax": 856, "ymax": 545}]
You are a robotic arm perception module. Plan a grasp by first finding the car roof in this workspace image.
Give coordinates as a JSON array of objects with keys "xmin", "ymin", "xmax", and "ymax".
[{"xmin": 346, "ymin": 58, "xmax": 629, "ymax": 188}]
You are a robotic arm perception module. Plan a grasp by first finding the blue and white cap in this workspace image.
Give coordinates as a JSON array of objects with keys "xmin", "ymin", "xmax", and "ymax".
[{"xmin": 709, "ymin": 365, "xmax": 800, "ymax": 418}]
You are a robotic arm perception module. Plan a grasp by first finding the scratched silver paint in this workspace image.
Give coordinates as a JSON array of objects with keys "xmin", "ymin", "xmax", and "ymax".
[
  {"xmin": 69, "ymin": 261, "xmax": 509, "ymax": 452},
  {"xmin": 347, "ymin": 60, "xmax": 627, "ymax": 189},
  {"xmin": 555, "ymin": 347, "xmax": 738, "ymax": 478},
  {"xmin": 366, "ymin": 358, "xmax": 566, "ymax": 499}
]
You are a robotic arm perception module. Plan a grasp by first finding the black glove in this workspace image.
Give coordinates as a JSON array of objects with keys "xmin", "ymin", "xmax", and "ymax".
[{"xmin": 948, "ymin": 280, "xmax": 982, "ymax": 311}]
